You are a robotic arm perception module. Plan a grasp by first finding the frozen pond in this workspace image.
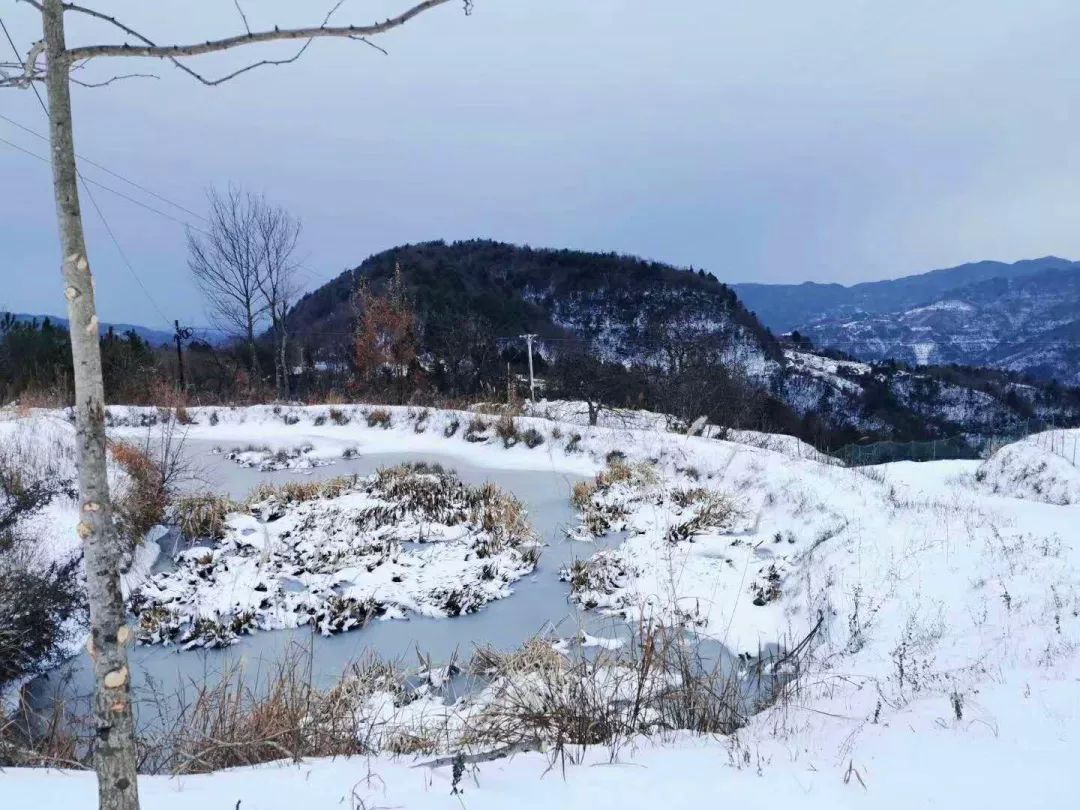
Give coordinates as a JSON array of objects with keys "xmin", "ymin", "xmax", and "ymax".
[{"xmin": 29, "ymin": 440, "xmax": 639, "ymax": 723}]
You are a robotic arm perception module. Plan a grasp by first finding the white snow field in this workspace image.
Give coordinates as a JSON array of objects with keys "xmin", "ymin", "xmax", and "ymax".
[
  {"xmin": 976, "ymin": 428, "xmax": 1080, "ymax": 505},
  {"xmin": 2, "ymin": 402, "xmax": 1078, "ymax": 808}
]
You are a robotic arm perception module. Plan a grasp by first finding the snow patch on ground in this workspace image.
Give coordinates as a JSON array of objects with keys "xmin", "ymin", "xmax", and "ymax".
[{"xmin": 976, "ymin": 428, "xmax": 1080, "ymax": 504}]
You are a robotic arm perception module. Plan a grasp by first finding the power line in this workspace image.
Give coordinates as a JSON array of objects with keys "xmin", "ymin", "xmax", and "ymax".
[
  {"xmin": 0, "ymin": 111, "xmax": 208, "ymax": 224},
  {"xmin": 0, "ymin": 130, "xmax": 175, "ymax": 327},
  {"xmin": 0, "ymin": 133, "xmax": 209, "ymax": 234},
  {"xmin": 79, "ymin": 174, "xmax": 172, "ymax": 329}
]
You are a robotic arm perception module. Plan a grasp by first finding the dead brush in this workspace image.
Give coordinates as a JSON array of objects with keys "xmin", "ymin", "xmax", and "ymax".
[
  {"xmin": 110, "ymin": 439, "xmax": 167, "ymax": 542},
  {"xmin": 495, "ymin": 414, "xmax": 520, "ymax": 447},
  {"xmin": 366, "ymin": 408, "xmax": 392, "ymax": 429},
  {"xmin": 245, "ymin": 476, "xmax": 354, "ymax": 507},
  {"xmin": 595, "ymin": 458, "xmax": 657, "ymax": 490},
  {"xmin": 173, "ymin": 493, "xmax": 233, "ymax": 541},
  {"xmin": 0, "ymin": 697, "xmax": 87, "ymax": 771},
  {"xmin": 142, "ymin": 644, "xmax": 370, "ymax": 775},
  {"xmin": 464, "ymin": 416, "xmax": 490, "ymax": 443},
  {"xmin": 279, "ymin": 480, "xmax": 323, "ymax": 503},
  {"xmin": 470, "ymin": 639, "xmax": 565, "ymax": 677},
  {"xmin": 460, "ymin": 619, "xmax": 747, "ymax": 760},
  {"xmin": 571, "ymin": 479, "xmax": 597, "ymax": 508},
  {"xmin": 469, "ymin": 484, "xmax": 537, "ymax": 553},
  {"xmin": 665, "ymin": 491, "xmax": 742, "ymax": 544}
]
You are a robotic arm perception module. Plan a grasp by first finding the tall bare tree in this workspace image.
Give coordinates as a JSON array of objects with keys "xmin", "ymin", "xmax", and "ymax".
[
  {"xmin": 254, "ymin": 198, "xmax": 302, "ymax": 399},
  {"xmin": 1, "ymin": 2, "xmax": 458, "ymax": 808},
  {"xmin": 187, "ymin": 186, "xmax": 267, "ymax": 378}
]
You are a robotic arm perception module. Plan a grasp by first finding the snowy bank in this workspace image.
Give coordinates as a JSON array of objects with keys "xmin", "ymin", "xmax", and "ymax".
[{"xmin": 976, "ymin": 428, "xmax": 1080, "ymax": 504}]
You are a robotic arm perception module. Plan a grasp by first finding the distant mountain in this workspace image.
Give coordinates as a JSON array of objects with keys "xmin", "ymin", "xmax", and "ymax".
[
  {"xmin": 287, "ymin": 240, "xmax": 1080, "ymax": 447},
  {"xmin": 288, "ymin": 239, "xmax": 783, "ymax": 370},
  {"xmin": 733, "ymin": 257, "xmax": 1080, "ymax": 385},
  {"xmin": 2, "ymin": 312, "xmax": 230, "ymax": 347}
]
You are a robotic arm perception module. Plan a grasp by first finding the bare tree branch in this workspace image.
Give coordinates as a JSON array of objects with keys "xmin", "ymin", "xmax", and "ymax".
[
  {"xmin": 187, "ymin": 187, "xmax": 271, "ymax": 375},
  {"xmin": 62, "ymin": 0, "xmax": 452, "ymax": 63},
  {"xmin": 233, "ymin": 1, "xmax": 252, "ymax": 36},
  {"xmin": 70, "ymin": 71, "xmax": 158, "ymax": 88},
  {"xmin": 350, "ymin": 36, "xmax": 389, "ymax": 56},
  {"xmin": 323, "ymin": 1, "xmax": 351, "ymax": 26}
]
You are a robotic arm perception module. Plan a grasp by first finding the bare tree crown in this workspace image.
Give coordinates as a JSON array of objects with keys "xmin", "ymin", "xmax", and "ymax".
[{"xmin": 2, "ymin": 0, "xmax": 458, "ymax": 88}]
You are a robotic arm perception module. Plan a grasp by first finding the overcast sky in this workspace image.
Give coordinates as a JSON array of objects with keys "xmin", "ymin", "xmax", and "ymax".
[{"xmin": 3, "ymin": 0, "xmax": 1080, "ymax": 329}]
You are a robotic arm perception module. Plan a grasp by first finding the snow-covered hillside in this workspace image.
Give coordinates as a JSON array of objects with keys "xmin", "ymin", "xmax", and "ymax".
[
  {"xmin": 779, "ymin": 349, "xmax": 1080, "ymax": 443},
  {"xmin": 976, "ymin": 428, "xmax": 1080, "ymax": 505},
  {"xmin": 2, "ymin": 404, "xmax": 1077, "ymax": 807},
  {"xmin": 796, "ymin": 266, "xmax": 1080, "ymax": 384}
]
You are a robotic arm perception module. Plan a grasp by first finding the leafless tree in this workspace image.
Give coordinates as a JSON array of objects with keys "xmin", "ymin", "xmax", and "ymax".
[
  {"xmin": 187, "ymin": 186, "xmax": 267, "ymax": 378},
  {"xmin": 254, "ymin": 199, "xmax": 302, "ymax": 399},
  {"xmin": 1, "ymin": 2, "xmax": 460, "ymax": 808}
]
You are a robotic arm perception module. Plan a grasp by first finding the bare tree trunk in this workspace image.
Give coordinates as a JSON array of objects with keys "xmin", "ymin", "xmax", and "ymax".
[
  {"xmin": 246, "ymin": 320, "xmax": 258, "ymax": 380},
  {"xmin": 42, "ymin": 2, "xmax": 140, "ymax": 808},
  {"xmin": 277, "ymin": 319, "xmax": 289, "ymax": 399}
]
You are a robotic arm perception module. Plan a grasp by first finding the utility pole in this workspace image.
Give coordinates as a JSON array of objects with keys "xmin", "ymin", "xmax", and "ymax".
[
  {"xmin": 521, "ymin": 333, "xmax": 537, "ymax": 403},
  {"xmin": 174, "ymin": 320, "xmax": 193, "ymax": 392}
]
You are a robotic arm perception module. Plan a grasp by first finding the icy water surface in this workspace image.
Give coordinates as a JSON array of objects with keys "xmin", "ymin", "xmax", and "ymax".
[{"xmin": 29, "ymin": 441, "xmax": 640, "ymax": 723}]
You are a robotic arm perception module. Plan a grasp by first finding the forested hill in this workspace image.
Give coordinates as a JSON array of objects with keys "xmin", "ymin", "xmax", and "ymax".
[{"xmin": 286, "ymin": 239, "xmax": 783, "ymax": 366}]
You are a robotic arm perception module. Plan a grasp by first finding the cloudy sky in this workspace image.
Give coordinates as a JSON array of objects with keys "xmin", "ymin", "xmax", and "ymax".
[{"xmin": 3, "ymin": 0, "xmax": 1080, "ymax": 329}]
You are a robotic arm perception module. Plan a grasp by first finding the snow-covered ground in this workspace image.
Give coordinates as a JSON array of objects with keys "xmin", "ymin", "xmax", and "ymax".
[
  {"xmin": 976, "ymin": 428, "xmax": 1080, "ymax": 504},
  {"xmin": 2, "ymin": 403, "xmax": 1077, "ymax": 806}
]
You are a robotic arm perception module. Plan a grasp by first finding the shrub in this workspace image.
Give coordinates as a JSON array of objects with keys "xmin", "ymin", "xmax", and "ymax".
[
  {"xmin": 208, "ymin": 410, "xmax": 220, "ymax": 426},
  {"xmin": 366, "ymin": 408, "xmax": 392, "ymax": 429},
  {"xmin": 313, "ymin": 414, "xmax": 327, "ymax": 426},
  {"xmin": 173, "ymin": 494, "xmax": 233, "ymax": 541},
  {"xmin": 111, "ymin": 440, "xmax": 167, "ymax": 544},
  {"xmin": 329, "ymin": 407, "xmax": 350, "ymax": 426},
  {"xmin": 412, "ymin": 408, "xmax": 430, "ymax": 434},
  {"xmin": 571, "ymin": 480, "xmax": 596, "ymax": 509},
  {"xmin": 0, "ymin": 555, "xmax": 84, "ymax": 689},
  {"xmin": 565, "ymin": 433, "xmax": 582, "ymax": 453},
  {"xmin": 496, "ymin": 414, "xmax": 519, "ymax": 448},
  {"xmin": 0, "ymin": 451, "xmax": 85, "ymax": 690},
  {"xmin": 444, "ymin": 417, "xmax": 460, "ymax": 438},
  {"xmin": 522, "ymin": 427, "xmax": 545, "ymax": 449},
  {"xmin": 464, "ymin": 417, "xmax": 489, "ymax": 443},
  {"xmin": 175, "ymin": 405, "xmax": 195, "ymax": 425},
  {"xmin": 665, "ymin": 491, "xmax": 741, "ymax": 544}
]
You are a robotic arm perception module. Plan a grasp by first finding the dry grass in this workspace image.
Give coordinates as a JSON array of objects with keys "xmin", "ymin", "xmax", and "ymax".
[
  {"xmin": 469, "ymin": 484, "xmax": 537, "ymax": 556},
  {"xmin": 665, "ymin": 491, "xmax": 742, "ymax": 544},
  {"xmin": 245, "ymin": 476, "xmax": 356, "ymax": 507},
  {"xmin": 571, "ymin": 480, "xmax": 596, "ymax": 508},
  {"xmin": 7, "ymin": 616, "xmax": 812, "ymax": 775},
  {"xmin": 366, "ymin": 408, "xmax": 392, "ymax": 429},
  {"xmin": 139, "ymin": 644, "xmax": 380, "ymax": 774},
  {"xmin": 14, "ymin": 383, "xmax": 71, "ymax": 412},
  {"xmin": 173, "ymin": 493, "xmax": 233, "ymax": 541},
  {"xmin": 0, "ymin": 698, "xmax": 86, "ymax": 770},
  {"xmin": 459, "ymin": 620, "xmax": 751, "ymax": 760},
  {"xmin": 495, "ymin": 414, "xmax": 520, "ymax": 447},
  {"xmin": 110, "ymin": 439, "xmax": 167, "ymax": 542}
]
